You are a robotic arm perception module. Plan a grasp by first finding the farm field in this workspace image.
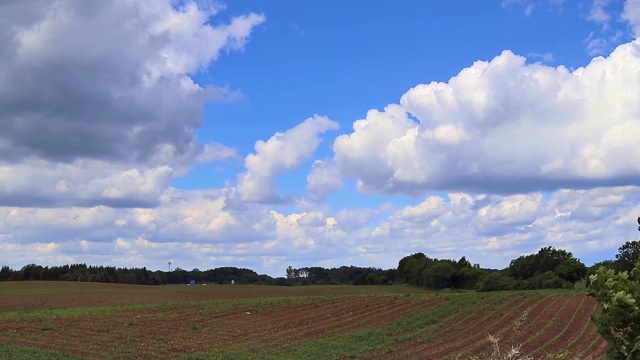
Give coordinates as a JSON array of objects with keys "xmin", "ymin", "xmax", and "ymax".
[{"xmin": 0, "ymin": 282, "xmax": 606, "ymax": 359}]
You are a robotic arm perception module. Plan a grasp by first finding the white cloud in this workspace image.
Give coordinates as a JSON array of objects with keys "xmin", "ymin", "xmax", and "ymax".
[
  {"xmin": 4, "ymin": 0, "xmax": 640, "ymax": 279},
  {"xmin": 582, "ymin": 0, "xmax": 638, "ymax": 55},
  {"xmin": 587, "ymin": 0, "xmax": 613, "ymax": 26},
  {"xmin": 196, "ymin": 143, "xmax": 239, "ymax": 163},
  {"xmin": 0, "ymin": 159, "xmax": 173, "ymax": 207},
  {"xmin": 0, "ymin": 0, "xmax": 264, "ymax": 208},
  {"xmin": 306, "ymin": 159, "xmax": 343, "ymax": 201},
  {"xmin": 333, "ymin": 104, "xmax": 418, "ymax": 194},
  {"xmin": 238, "ymin": 115, "xmax": 339, "ymax": 203},
  {"xmin": 334, "ymin": 41, "xmax": 640, "ymax": 196},
  {"xmin": 623, "ymin": 0, "xmax": 640, "ymax": 36},
  {"xmin": 475, "ymin": 194, "xmax": 545, "ymax": 236},
  {"xmin": 0, "ymin": 186, "xmax": 638, "ymax": 274}
]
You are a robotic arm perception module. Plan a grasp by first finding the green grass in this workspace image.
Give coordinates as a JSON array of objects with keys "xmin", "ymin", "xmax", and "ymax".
[{"xmin": 0, "ymin": 341, "xmax": 83, "ymax": 360}]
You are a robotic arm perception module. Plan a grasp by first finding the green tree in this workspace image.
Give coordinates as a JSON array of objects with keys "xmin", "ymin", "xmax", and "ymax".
[
  {"xmin": 506, "ymin": 246, "xmax": 586, "ymax": 285},
  {"xmin": 476, "ymin": 272, "xmax": 516, "ymax": 292},
  {"xmin": 554, "ymin": 257, "xmax": 588, "ymax": 283},
  {"xmin": 0, "ymin": 266, "xmax": 12, "ymax": 281},
  {"xmin": 423, "ymin": 262, "xmax": 456, "ymax": 289},
  {"xmin": 617, "ymin": 240, "xmax": 640, "ymax": 273},
  {"xmin": 587, "ymin": 261, "xmax": 640, "ymax": 359},
  {"xmin": 397, "ymin": 253, "xmax": 427, "ymax": 282},
  {"xmin": 526, "ymin": 271, "xmax": 572, "ymax": 289},
  {"xmin": 365, "ymin": 272, "xmax": 379, "ymax": 285},
  {"xmin": 285, "ymin": 265, "xmax": 295, "ymax": 280}
]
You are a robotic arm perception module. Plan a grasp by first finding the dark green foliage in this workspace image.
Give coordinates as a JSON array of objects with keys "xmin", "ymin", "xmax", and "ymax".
[
  {"xmin": 587, "ymin": 261, "xmax": 640, "ymax": 359},
  {"xmin": 586, "ymin": 241, "xmax": 640, "ymax": 286},
  {"xmin": 272, "ymin": 277, "xmax": 289, "ymax": 286},
  {"xmin": 616, "ymin": 240, "xmax": 640, "ymax": 273},
  {"xmin": 506, "ymin": 246, "xmax": 587, "ymax": 284},
  {"xmin": 397, "ymin": 254, "xmax": 486, "ymax": 290},
  {"xmin": 476, "ymin": 272, "xmax": 516, "ymax": 292},
  {"xmin": 525, "ymin": 271, "xmax": 573, "ymax": 290},
  {"xmin": 0, "ymin": 265, "xmax": 14, "ymax": 281},
  {"xmin": 283, "ymin": 265, "xmax": 393, "ymax": 285},
  {"xmin": 397, "ymin": 252, "xmax": 427, "ymax": 282},
  {"xmin": 475, "ymin": 246, "xmax": 588, "ymax": 291},
  {"xmin": 423, "ymin": 262, "xmax": 456, "ymax": 289},
  {"xmin": 0, "ymin": 263, "xmax": 265, "ymax": 286},
  {"xmin": 457, "ymin": 265, "xmax": 487, "ymax": 289}
]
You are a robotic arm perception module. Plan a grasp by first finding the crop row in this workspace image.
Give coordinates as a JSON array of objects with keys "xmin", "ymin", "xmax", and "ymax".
[{"xmin": 365, "ymin": 292, "xmax": 606, "ymax": 360}]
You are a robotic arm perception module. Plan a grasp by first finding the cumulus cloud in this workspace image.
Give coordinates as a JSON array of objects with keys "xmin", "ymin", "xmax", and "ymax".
[
  {"xmin": 306, "ymin": 159, "xmax": 343, "ymax": 201},
  {"xmin": 371, "ymin": 187, "xmax": 640, "ymax": 268},
  {"xmin": 0, "ymin": 159, "xmax": 173, "ymax": 207},
  {"xmin": 1, "ymin": 186, "xmax": 638, "ymax": 274},
  {"xmin": 238, "ymin": 115, "xmax": 339, "ymax": 203},
  {"xmin": 334, "ymin": 40, "xmax": 640, "ymax": 196},
  {"xmin": 0, "ymin": 0, "xmax": 264, "ymax": 207}
]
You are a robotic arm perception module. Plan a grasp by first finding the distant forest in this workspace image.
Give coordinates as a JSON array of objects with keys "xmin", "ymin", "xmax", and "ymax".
[{"xmin": 1, "ymin": 241, "xmax": 638, "ymax": 292}]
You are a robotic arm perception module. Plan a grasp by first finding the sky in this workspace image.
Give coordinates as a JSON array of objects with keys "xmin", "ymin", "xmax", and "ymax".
[{"xmin": 1, "ymin": 0, "xmax": 640, "ymax": 277}]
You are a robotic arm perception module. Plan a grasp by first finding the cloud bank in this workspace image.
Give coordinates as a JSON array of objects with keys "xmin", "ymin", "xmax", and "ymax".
[
  {"xmin": 0, "ymin": 0, "xmax": 264, "ymax": 207},
  {"xmin": 1, "ymin": 186, "xmax": 637, "ymax": 275},
  {"xmin": 334, "ymin": 40, "xmax": 640, "ymax": 196}
]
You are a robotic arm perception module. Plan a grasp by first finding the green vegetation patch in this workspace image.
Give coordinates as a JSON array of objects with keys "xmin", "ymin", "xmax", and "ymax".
[{"xmin": 0, "ymin": 341, "xmax": 83, "ymax": 360}]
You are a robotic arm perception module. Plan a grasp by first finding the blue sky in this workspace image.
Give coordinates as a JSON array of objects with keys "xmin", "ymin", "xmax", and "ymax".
[{"xmin": 1, "ymin": 0, "xmax": 640, "ymax": 276}]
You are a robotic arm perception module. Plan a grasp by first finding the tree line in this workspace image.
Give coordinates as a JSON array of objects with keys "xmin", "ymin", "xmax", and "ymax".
[
  {"xmin": 397, "ymin": 241, "xmax": 640, "ymax": 291},
  {"xmin": 0, "ymin": 263, "xmax": 269, "ymax": 286},
  {"xmin": 0, "ymin": 263, "xmax": 396, "ymax": 286},
  {"xmin": 285, "ymin": 265, "xmax": 397, "ymax": 285},
  {"xmin": 395, "ymin": 247, "xmax": 588, "ymax": 291},
  {"xmin": 2, "ymin": 240, "xmax": 638, "ymax": 290}
]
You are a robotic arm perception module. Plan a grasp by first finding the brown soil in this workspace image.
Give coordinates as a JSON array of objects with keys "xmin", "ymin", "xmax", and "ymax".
[
  {"xmin": 0, "ymin": 283, "xmax": 608, "ymax": 360},
  {"xmin": 0, "ymin": 289, "xmax": 441, "ymax": 359},
  {"xmin": 364, "ymin": 293, "xmax": 606, "ymax": 360}
]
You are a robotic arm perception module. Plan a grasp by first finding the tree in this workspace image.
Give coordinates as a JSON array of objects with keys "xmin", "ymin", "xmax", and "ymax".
[
  {"xmin": 617, "ymin": 240, "xmax": 640, "ymax": 273},
  {"xmin": 397, "ymin": 253, "xmax": 427, "ymax": 282},
  {"xmin": 587, "ymin": 262, "xmax": 640, "ymax": 359},
  {"xmin": 423, "ymin": 262, "xmax": 456, "ymax": 289},
  {"xmin": 477, "ymin": 272, "xmax": 516, "ymax": 292},
  {"xmin": 506, "ymin": 246, "xmax": 586, "ymax": 285},
  {"xmin": 286, "ymin": 266, "xmax": 295, "ymax": 280},
  {"xmin": 365, "ymin": 272, "xmax": 379, "ymax": 285},
  {"xmin": 526, "ymin": 271, "xmax": 572, "ymax": 290},
  {"xmin": 0, "ymin": 266, "xmax": 13, "ymax": 281},
  {"xmin": 554, "ymin": 257, "xmax": 588, "ymax": 283}
]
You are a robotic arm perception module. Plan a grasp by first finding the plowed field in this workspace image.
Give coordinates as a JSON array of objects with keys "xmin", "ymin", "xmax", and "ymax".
[{"xmin": 0, "ymin": 282, "xmax": 606, "ymax": 359}]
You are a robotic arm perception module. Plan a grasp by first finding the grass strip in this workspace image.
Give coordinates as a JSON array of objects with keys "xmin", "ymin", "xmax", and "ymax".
[{"xmin": 0, "ymin": 341, "xmax": 84, "ymax": 360}]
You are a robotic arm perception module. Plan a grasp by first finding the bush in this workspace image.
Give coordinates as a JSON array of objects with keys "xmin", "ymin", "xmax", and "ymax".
[
  {"xmin": 477, "ymin": 272, "xmax": 516, "ymax": 292},
  {"xmin": 587, "ymin": 261, "xmax": 640, "ymax": 359},
  {"xmin": 525, "ymin": 271, "xmax": 572, "ymax": 290}
]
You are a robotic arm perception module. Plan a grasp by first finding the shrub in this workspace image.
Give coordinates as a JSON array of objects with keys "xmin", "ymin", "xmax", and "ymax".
[
  {"xmin": 477, "ymin": 272, "xmax": 516, "ymax": 292},
  {"xmin": 587, "ymin": 261, "xmax": 640, "ymax": 359}
]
